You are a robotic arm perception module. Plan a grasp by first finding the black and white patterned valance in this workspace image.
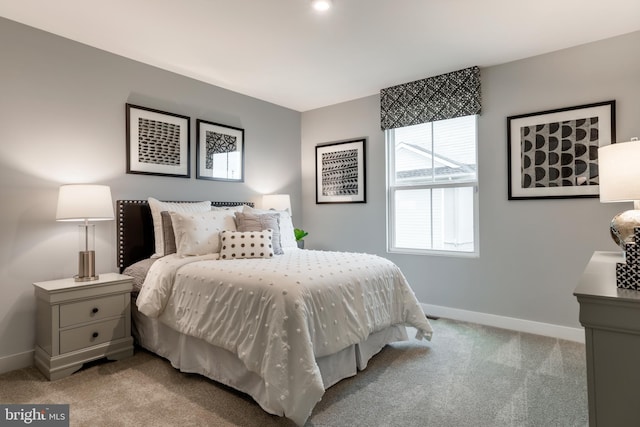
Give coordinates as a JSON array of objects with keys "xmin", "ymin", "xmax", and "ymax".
[{"xmin": 380, "ymin": 66, "xmax": 481, "ymax": 130}]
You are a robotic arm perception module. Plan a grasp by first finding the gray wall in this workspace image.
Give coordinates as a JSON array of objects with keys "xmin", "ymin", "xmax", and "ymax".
[
  {"xmin": 301, "ymin": 31, "xmax": 640, "ymax": 330},
  {"xmin": 0, "ymin": 18, "xmax": 301, "ymax": 366},
  {"xmin": 2, "ymin": 13, "xmax": 639, "ymax": 370}
]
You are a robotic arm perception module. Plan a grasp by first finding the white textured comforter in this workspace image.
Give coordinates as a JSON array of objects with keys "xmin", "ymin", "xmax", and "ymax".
[{"xmin": 136, "ymin": 249, "xmax": 432, "ymax": 425}]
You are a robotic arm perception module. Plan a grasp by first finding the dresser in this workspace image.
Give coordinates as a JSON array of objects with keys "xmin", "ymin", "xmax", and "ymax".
[
  {"xmin": 574, "ymin": 251, "xmax": 640, "ymax": 427},
  {"xmin": 34, "ymin": 273, "xmax": 134, "ymax": 380}
]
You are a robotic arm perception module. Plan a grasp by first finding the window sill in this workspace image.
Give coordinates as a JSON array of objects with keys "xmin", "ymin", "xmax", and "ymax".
[{"xmin": 387, "ymin": 247, "xmax": 479, "ymax": 258}]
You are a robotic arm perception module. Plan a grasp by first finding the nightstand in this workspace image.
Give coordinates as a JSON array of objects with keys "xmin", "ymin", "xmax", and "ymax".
[
  {"xmin": 575, "ymin": 251, "xmax": 640, "ymax": 426},
  {"xmin": 33, "ymin": 273, "xmax": 134, "ymax": 380}
]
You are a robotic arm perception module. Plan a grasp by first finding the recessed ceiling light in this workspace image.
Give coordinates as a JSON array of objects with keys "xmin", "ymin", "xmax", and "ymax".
[{"xmin": 311, "ymin": 0, "xmax": 332, "ymax": 12}]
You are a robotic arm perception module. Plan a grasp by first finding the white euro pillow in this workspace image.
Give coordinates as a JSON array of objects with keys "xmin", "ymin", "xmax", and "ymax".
[
  {"xmin": 148, "ymin": 197, "xmax": 211, "ymax": 258},
  {"xmin": 169, "ymin": 210, "xmax": 236, "ymax": 256}
]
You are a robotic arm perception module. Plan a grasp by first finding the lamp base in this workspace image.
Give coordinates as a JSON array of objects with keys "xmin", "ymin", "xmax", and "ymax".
[
  {"xmin": 75, "ymin": 250, "xmax": 99, "ymax": 282},
  {"xmin": 610, "ymin": 210, "xmax": 640, "ymax": 248},
  {"xmin": 74, "ymin": 275, "xmax": 99, "ymax": 282}
]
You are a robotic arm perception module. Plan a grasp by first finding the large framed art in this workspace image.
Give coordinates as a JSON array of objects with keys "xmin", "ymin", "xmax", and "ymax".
[
  {"xmin": 196, "ymin": 119, "xmax": 244, "ymax": 182},
  {"xmin": 126, "ymin": 104, "xmax": 190, "ymax": 178},
  {"xmin": 507, "ymin": 100, "xmax": 615, "ymax": 200},
  {"xmin": 316, "ymin": 138, "xmax": 366, "ymax": 204}
]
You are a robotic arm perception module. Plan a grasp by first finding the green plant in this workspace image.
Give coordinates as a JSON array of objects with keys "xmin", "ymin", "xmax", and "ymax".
[{"xmin": 294, "ymin": 228, "xmax": 308, "ymax": 241}]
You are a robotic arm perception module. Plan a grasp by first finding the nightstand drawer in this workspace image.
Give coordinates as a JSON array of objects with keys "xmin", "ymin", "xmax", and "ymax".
[
  {"xmin": 59, "ymin": 318, "xmax": 125, "ymax": 354},
  {"xmin": 59, "ymin": 294, "xmax": 125, "ymax": 328}
]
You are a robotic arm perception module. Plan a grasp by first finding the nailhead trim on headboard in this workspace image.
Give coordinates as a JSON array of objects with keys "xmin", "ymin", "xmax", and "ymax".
[
  {"xmin": 116, "ymin": 200, "xmax": 254, "ymax": 272},
  {"xmin": 117, "ymin": 200, "xmax": 146, "ymax": 271}
]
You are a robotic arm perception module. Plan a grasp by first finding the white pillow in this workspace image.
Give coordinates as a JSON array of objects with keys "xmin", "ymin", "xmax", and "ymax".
[
  {"xmin": 242, "ymin": 205, "xmax": 298, "ymax": 250},
  {"xmin": 169, "ymin": 210, "xmax": 236, "ymax": 256},
  {"xmin": 219, "ymin": 229, "xmax": 275, "ymax": 259},
  {"xmin": 148, "ymin": 198, "xmax": 212, "ymax": 257}
]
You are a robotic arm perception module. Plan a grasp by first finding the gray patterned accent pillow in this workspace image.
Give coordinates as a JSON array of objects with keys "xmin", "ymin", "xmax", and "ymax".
[
  {"xmin": 219, "ymin": 229, "xmax": 274, "ymax": 259},
  {"xmin": 234, "ymin": 212, "xmax": 283, "ymax": 255},
  {"xmin": 160, "ymin": 211, "xmax": 177, "ymax": 256}
]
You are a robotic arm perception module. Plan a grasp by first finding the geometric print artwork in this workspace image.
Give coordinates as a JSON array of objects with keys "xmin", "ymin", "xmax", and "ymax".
[
  {"xmin": 507, "ymin": 100, "xmax": 615, "ymax": 200},
  {"xmin": 316, "ymin": 138, "xmax": 366, "ymax": 204},
  {"xmin": 520, "ymin": 117, "xmax": 599, "ymax": 188},
  {"xmin": 137, "ymin": 118, "xmax": 182, "ymax": 166},
  {"xmin": 195, "ymin": 119, "xmax": 245, "ymax": 182},
  {"xmin": 205, "ymin": 131, "xmax": 237, "ymax": 170},
  {"xmin": 380, "ymin": 66, "xmax": 481, "ymax": 131},
  {"xmin": 322, "ymin": 148, "xmax": 359, "ymax": 196},
  {"xmin": 126, "ymin": 103, "xmax": 190, "ymax": 178}
]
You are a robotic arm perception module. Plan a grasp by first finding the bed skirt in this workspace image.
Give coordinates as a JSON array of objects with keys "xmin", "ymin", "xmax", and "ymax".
[{"xmin": 132, "ymin": 304, "xmax": 408, "ymax": 418}]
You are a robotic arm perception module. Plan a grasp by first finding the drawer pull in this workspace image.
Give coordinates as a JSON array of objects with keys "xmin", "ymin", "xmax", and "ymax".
[
  {"xmin": 91, "ymin": 307, "xmax": 99, "ymax": 314},
  {"xmin": 92, "ymin": 332, "xmax": 99, "ymax": 338}
]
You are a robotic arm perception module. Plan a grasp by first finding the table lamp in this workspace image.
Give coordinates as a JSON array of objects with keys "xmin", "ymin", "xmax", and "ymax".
[
  {"xmin": 262, "ymin": 194, "xmax": 292, "ymax": 215},
  {"xmin": 598, "ymin": 138, "xmax": 640, "ymax": 248},
  {"xmin": 56, "ymin": 184, "xmax": 114, "ymax": 281}
]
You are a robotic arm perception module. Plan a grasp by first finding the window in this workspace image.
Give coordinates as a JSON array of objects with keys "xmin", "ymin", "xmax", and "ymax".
[{"xmin": 386, "ymin": 115, "xmax": 478, "ymax": 255}]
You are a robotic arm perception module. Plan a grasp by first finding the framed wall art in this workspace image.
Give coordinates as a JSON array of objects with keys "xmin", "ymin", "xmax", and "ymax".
[
  {"xmin": 507, "ymin": 100, "xmax": 615, "ymax": 200},
  {"xmin": 316, "ymin": 138, "xmax": 366, "ymax": 204},
  {"xmin": 126, "ymin": 104, "xmax": 190, "ymax": 178},
  {"xmin": 196, "ymin": 119, "xmax": 244, "ymax": 182}
]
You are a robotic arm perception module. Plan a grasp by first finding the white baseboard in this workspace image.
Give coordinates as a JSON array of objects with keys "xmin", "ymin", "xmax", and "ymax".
[
  {"xmin": 421, "ymin": 303, "xmax": 585, "ymax": 343},
  {"xmin": 0, "ymin": 349, "xmax": 34, "ymax": 375}
]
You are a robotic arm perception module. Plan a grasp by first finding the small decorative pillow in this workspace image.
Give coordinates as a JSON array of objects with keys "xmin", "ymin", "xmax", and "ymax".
[
  {"xmin": 219, "ymin": 229, "xmax": 275, "ymax": 259},
  {"xmin": 169, "ymin": 210, "xmax": 236, "ymax": 256},
  {"xmin": 234, "ymin": 211, "xmax": 283, "ymax": 255}
]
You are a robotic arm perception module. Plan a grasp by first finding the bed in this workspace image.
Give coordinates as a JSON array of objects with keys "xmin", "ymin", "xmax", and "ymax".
[{"xmin": 117, "ymin": 199, "xmax": 433, "ymax": 426}]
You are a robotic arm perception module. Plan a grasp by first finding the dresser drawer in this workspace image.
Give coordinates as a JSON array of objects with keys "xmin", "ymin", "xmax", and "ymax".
[
  {"xmin": 59, "ymin": 294, "xmax": 125, "ymax": 328},
  {"xmin": 59, "ymin": 318, "xmax": 125, "ymax": 354}
]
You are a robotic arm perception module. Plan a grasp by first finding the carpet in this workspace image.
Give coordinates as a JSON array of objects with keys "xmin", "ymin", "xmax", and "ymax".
[{"xmin": 0, "ymin": 318, "xmax": 588, "ymax": 426}]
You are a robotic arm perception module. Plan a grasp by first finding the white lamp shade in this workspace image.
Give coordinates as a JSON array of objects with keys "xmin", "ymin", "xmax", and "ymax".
[
  {"xmin": 56, "ymin": 184, "xmax": 115, "ymax": 221},
  {"xmin": 598, "ymin": 141, "xmax": 640, "ymax": 203},
  {"xmin": 311, "ymin": 0, "xmax": 332, "ymax": 11},
  {"xmin": 262, "ymin": 194, "xmax": 291, "ymax": 214}
]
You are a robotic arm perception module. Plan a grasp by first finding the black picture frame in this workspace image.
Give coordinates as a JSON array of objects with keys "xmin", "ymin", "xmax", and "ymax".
[
  {"xmin": 196, "ymin": 119, "xmax": 245, "ymax": 182},
  {"xmin": 315, "ymin": 138, "xmax": 367, "ymax": 204},
  {"xmin": 507, "ymin": 100, "xmax": 615, "ymax": 200},
  {"xmin": 126, "ymin": 104, "xmax": 190, "ymax": 178}
]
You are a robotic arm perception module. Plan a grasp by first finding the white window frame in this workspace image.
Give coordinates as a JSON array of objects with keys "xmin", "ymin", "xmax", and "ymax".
[{"xmin": 385, "ymin": 116, "xmax": 479, "ymax": 257}]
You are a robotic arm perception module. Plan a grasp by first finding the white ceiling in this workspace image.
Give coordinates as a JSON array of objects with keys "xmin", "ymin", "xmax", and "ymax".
[{"xmin": 1, "ymin": 0, "xmax": 639, "ymax": 112}]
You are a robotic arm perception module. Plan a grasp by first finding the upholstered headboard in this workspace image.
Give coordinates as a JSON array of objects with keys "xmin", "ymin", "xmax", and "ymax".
[{"xmin": 116, "ymin": 200, "xmax": 253, "ymax": 272}]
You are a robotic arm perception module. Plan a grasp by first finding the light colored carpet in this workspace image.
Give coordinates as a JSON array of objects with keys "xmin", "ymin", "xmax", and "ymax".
[{"xmin": 0, "ymin": 319, "xmax": 588, "ymax": 426}]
